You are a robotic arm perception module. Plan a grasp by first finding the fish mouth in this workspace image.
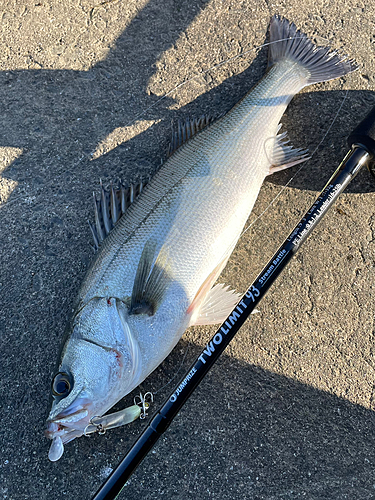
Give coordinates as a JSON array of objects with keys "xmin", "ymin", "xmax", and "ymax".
[{"xmin": 45, "ymin": 397, "xmax": 92, "ymax": 461}]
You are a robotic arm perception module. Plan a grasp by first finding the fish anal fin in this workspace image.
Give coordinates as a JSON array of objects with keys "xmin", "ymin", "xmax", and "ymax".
[
  {"xmin": 268, "ymin": 125, "xmax": 310, "ymax": 176},
  {"xmin": 191, "ymin": 284, "xmax": 241, "ymax": 326}
]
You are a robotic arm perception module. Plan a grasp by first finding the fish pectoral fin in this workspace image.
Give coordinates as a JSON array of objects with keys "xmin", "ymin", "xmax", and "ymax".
[
  {"xmin": 190, "ymin": 283, "xmax": 242, "ymax": 326},
  {"xmin": 89, "ymin": 179, "xmax": 149, "ymax": 251},
  {"xmin": 267, "ymin": 124, "xmax": 311, "ymax": 175},
  {"xmin": 130, "ymin": 240, "xmax": 171, "ymax": 316}
]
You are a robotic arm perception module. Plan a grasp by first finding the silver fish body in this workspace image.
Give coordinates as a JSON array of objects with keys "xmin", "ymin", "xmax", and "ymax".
[{"xmin": 46, "ymin": 16, "xmax": 357, "ymax": 461}]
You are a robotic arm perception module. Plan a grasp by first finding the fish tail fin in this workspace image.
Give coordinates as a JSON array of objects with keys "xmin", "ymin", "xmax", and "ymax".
[{"xmin": 268, "ymin": 15, "xmax": 358, "ymax": 85}]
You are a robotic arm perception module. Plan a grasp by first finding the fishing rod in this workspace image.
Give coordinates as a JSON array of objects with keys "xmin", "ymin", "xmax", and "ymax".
[{"xmin": 92, "ymin": 105, "xmax": 375, "ymax": 500}]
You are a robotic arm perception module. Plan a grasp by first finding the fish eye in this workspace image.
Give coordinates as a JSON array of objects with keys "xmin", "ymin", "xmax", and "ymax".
[{"xmin": 52, "ymin": 372, "xmax": 73, "ymax": 398}]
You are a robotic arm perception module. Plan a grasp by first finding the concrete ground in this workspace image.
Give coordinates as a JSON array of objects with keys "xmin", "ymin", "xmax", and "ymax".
[{"xmin": 1, "ymin": 1, "xmax": 375, "ymax": 499}]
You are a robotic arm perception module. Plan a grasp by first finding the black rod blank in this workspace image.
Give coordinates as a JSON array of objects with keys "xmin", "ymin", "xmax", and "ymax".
[{"xmin": 92, "ymin": 142, "xmax": 373, "ymax": 500}]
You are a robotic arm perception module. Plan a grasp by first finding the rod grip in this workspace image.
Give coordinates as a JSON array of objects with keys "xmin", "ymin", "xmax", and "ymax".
[{"xmin": 348, "ymin": 105, "xmax": 375, "ymax": 156}]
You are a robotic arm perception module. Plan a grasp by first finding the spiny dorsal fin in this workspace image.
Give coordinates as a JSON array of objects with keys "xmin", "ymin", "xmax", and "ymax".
[
  {"xmin": 130, "ymin": 240, "xmax": 171, "ymax": 316},
  {"xmin": 89, "ymin": 179, "xmax": 148, "ymax": 251},
  {"xmin": 168, "ymin": 115, "xmax": 217, "ymax": 157}
]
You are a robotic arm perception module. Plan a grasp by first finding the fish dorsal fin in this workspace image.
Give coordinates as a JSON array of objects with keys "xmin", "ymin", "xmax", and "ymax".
[
  {"xmin": 168, "ymin": 115, "xmax": 217, "ymax": 157},
  {"xmin": 130, "ymin": 240, "xmax": 171, "ymax": 316},
  {"xmin": 90, "ymin": 115, "xmax": 218, "ymax": 249},
  {"xmin": 268, "ymin": 124, "xmax": 310, "ymax": 175},
  {"xmin": 190, "ymin": 283, "xmax": 241, "ymax": 326},
  {"xmin": 89, "ymin": 180, "xmax": 148, "ymax": 251}
]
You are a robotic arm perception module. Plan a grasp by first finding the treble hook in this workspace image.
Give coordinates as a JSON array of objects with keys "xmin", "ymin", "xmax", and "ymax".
[
  {"xmin": 134, "ymin": 392, "xmax": 154, "ymax": 419},
  {"xmin": 84, "ymin": 415, "xmax": 106, "ymax": 436}
]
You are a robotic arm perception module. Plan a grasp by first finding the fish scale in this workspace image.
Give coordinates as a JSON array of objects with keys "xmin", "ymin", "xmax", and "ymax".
[{"xmin": 45, "ymin": 15, "xmax": 358, "ymax": 461}]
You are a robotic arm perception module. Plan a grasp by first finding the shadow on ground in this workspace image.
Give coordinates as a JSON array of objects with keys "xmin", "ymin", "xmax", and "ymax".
[
  {"xmin": 119, "ymin": 341, "xmax": 375, "ymax": 500},
  {"xmin": 6, "ymin": 340, "xmax": 375, "ymax": 500}
]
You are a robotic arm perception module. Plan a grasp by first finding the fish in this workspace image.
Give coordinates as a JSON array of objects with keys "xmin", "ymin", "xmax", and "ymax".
[{"xmin": 45, "ymin": 15, "xmax": 357, "ymax": 461}]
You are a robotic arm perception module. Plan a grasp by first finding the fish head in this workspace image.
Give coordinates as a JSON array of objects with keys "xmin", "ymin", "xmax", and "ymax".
[{"xmin": 46, "ymin": 297, "xmax": 140, "ymax": 461}]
